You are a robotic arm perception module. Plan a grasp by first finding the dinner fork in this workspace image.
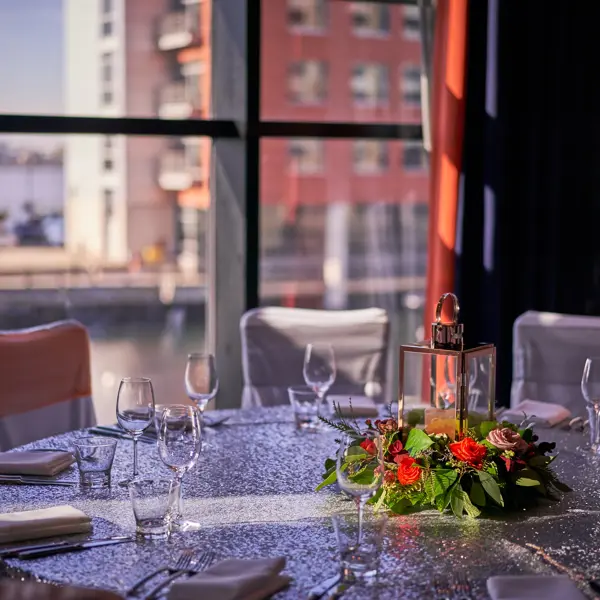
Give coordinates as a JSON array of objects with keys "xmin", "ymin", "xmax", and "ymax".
[
  {"xmin": 126, "ymin": 549, "xmax": 195, "ymax": 597},
  {"xmin": 144, "ymin": 550, "xmax": 216, "ymax": 600}
]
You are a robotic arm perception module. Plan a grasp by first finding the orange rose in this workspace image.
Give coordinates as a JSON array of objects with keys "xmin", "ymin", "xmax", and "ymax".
[
  {"xmin": 449, "ymin": 437, "xmax": 487, "ymax": 469},
  {"xmin": 396, "ymin": 455, "xmax": 422, "ymax": 486}
]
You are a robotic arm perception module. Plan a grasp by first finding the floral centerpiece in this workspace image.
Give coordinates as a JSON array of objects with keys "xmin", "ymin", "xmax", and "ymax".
[{"xmin": 317, "ymin": 406, "xmax": 571, "ymax": 519}]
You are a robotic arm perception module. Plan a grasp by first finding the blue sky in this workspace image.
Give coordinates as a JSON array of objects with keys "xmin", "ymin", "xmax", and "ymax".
[{"xmin": 0, "ymin": 0, "xmax": 63, "ymax": 115}]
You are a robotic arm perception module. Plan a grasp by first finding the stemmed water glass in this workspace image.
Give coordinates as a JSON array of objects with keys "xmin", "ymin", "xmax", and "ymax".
[
  {"xmin": 116, "ymin": 377, "xmax": 155, "ymax": 486},
  {"xmin": 582, "ymin": 358, "xmax": 600, "ymax": 453},
  {"xmin": 303, "ymin": 343, "xmax": 336, "ymax": 417},
  {"xmin": 185, "ymin": 353, "xmax": 219, "ymax": 427},
  {"xmin": 336, "ymin": 433, "xmax": 384, "ymax": 544},
  {"xmin": 157, "ymin": 405, "xmax": 202, "ymax": 531}
]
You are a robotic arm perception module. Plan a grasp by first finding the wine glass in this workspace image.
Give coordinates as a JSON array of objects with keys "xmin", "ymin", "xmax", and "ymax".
[
  {"xmin": 116, "ymin": 377, "xmax": 155, "ymax": 486},
  {"xmin": 157, "ymin": 405, "xmax": 202, "ymax": 531},
  {"xmin": 336, "ymin": 433, "xmax": 384, "ymax": 544},
  {"xmin": 185, "ymin": 353, "xmax": 218, "ymax": 443},
  {"xmin": 303, "ymin": 343, "xmax": 336, "ymax": 416},
  {"xmin": 582, "ymin": 357, "xmax": 600, "ymax": 453}
]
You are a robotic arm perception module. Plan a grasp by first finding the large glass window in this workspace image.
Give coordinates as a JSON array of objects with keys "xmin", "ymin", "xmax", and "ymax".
[{"xmin": 260, "ymin": 138, "xmax": 428, "ymax": 343}]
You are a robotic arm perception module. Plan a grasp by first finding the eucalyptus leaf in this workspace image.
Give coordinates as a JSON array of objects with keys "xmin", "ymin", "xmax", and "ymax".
[
  {"xmin": 461, "ymin": 489, "xmax": 481, "ymax": 518},
  {"xmin": 432, "ymin": 468, "xmax": 458, "ymax": 497},
  {"xmin": 450, "ymin": 485, "xmax": 465, "ymax": 518},
  {"xmin": 478, "ymin": 471, "xmax": 504, "ymax": 506},
  {"xmin": 405, "ymin": 428, "xmax": 434, "ymax": 456},
  {"xmin": 470, "ymin": 481, "xmax": 486, "ymax": 506}
]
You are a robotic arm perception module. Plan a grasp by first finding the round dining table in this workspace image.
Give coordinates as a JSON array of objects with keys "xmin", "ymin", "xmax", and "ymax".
[{"xmin": 0, "ymin": 406, "xmax": 598, "ymax": 599}]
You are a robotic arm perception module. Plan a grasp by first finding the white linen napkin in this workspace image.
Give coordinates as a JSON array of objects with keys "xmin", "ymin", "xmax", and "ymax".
[
  {"xmin": 0, "ymin": 451, "xmax": 74, "ymax": 477},
  {"xmin": 168, "ymin": 557, "xmax": 291, "ymax": 600},
  {"xmin": 329, "ymin": 395, "xmax": 379, "ymax": 418},
  {"xmin": 487, "ymin": 575, "xmax": 586, "ymax": 600},
  {"xmin": 0, "ymin": 505, "xmax": 92, "ymax": 544},
  {"xmin": 502, "ymin": 400, "xmax": 571, "ymax": 427}
]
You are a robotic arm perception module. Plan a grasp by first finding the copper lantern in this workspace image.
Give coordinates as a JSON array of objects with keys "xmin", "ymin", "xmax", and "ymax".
[{"xmin": 398, "ymin": 293, "xmax": 496, "ymax": 439}]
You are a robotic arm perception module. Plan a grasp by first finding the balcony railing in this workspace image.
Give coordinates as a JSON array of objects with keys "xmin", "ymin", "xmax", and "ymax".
[
  {"xmin": 158, "ymin": 149, "xmax": 203, "ymax": 191},
  {"xmin": 157, "ymin": 11, "xmax": 201, "ymax": 51},
  {"xmin": 158, "ymin": 81, "xmax": 203, "ymax": 119}
]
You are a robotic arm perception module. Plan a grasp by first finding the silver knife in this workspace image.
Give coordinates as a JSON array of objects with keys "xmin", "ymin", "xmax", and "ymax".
[
  {"xmin": 0, "ymin": 476, "xmax": 75, "ymax": 487},
  {"xmin": 0, "ymin": 535, "xmax": 125, "ymax": 559},
  {"xmin": 308, "ymin": 574, "xmax": 341, "ymax": 600},
  {"xmin": 17, "ymin": 536, "xmax": 134, "ymax": 559}
]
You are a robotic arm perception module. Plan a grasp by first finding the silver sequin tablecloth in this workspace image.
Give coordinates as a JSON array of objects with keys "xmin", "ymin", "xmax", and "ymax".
[{"xmin": 1, "ymin": 406, "xmax": 599, "ymax": 599}]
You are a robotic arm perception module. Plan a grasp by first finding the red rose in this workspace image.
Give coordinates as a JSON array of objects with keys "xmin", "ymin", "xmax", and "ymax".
[
  {"xmin": 449, "ymin": 437, "xmax": 488, "ymax": 469},
  {"xmin": 360, "ymin": 439, "xmax": 376, "ymax": 455},
  {"xmin": 396, "ymin": 455, "xmax": 422, "ymax": 486},
  {"xmin": 389, "ymin": 440, "xmax": 404, "ymax": 456}
]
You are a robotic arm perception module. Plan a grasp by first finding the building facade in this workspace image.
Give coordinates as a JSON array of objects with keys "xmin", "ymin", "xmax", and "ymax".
[{"xmin": 64, "ymin": 0, "xmax": 428, "ymax": 305}]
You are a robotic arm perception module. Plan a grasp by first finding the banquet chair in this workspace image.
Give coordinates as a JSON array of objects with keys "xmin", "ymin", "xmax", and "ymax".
[
  {"xmin": 0, "ymin": 320, "xmax": 96, "ymax": 451},
  {"xmin": 511, "ymin": 310, "xmax": 600, "ymax": 415},
  {"xmin": 240, "ymin": 306, "xmax": 390, "ymax": 407}
]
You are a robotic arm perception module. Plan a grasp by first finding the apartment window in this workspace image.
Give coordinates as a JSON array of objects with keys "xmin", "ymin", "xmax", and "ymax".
[
  {"xmin": 102, "ymin": 136, "xmax": 114, "ymax": 171},
  {"xmin": 182, "ymin": 61, "xmax": 204, "ymax": 109},
  {"xmin": 403, "ymin": 5, "xmax": 421, "ymax": 40},
  {"xmin": 287, "ymin": 0, "xmax": 327, "ymax": 30},
  {"xmin": 101, "ymin": 53, "xmax": 113, "ymax": 105},
  {"xmin": 288, "ymin": 139, "xmax": 324, "ymax": 175},
  {"xmin": 288, "ymin": 61, "xmax": 327, "ymax": 104},
  {"xmin": 101, "ymin": 0, "xmax": 114, "ymax": 37},
  {"xmin": 403, "ymin": 141, "xmax": 427, "ymax": 171},
  {"xmin": 351, "ymin": 64, "xmax": 389, "ymax": 105},
  {"xmin": 402, "ymin": 65, "xmax": 421, "ymax": 105},
  {"xmin": 349, "ymin": 3, "xmax": 390, "ymax": 36},
  {"xmin": 353, "ymin": 140, "xmax": 389, "ymax": 174}
]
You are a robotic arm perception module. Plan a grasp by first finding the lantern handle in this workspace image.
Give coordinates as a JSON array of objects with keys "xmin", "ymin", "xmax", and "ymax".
[{"xmin": 434, "ymin": 293, "xmax": 460, "ymax": 325}]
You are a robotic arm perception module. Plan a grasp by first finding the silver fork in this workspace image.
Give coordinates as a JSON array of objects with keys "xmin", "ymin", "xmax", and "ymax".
[
  {"xmin": 126, "ymin": 548, "xmax": 195, "ymax": 597},
  {"xmin": 144, "ymin": 550, "xmax": 216, "ymax": 600}
]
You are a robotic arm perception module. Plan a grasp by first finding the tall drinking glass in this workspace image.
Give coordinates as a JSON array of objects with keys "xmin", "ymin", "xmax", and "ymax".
[
  {"xmin": 116, "ymin": 377, "xmax": 155, "ymax": 486},
  {"xmin": 185, "ymin": 353, "xmax": 219, "ymax": 437},
  {"xmin": 303, "ymin": 343, "xmax": 336, "ymax": 416},
  {"xmin": 336, "ymin": 433, "xmax": 384, "ymax": 544},
  {"xmin": 158, "ymin": 405, "xmax": 202, "ymax": 531},
  {"xmin": 582, "ymin": 358, "xmax": 600, "ymax": 453}
]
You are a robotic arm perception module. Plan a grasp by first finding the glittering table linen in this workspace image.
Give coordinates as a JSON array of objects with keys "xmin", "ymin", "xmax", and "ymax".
[{"xmin": 0, "ymin": 406, "xmax": 598, "ymax": 599}]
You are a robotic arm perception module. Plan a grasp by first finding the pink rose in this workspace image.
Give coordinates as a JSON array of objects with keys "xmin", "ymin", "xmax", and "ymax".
[{"xmin": 486, "ymin": 428, "xmax": 528, "ymax": 453}]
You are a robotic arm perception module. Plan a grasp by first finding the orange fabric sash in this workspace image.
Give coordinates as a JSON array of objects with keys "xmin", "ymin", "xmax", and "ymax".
[{"xmin": 0, "ymin": 320, "xmax": 92, "ymax": 419}]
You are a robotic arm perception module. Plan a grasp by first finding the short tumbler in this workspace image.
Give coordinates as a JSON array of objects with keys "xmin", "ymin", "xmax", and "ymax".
[
  {"xmin": 288, "ymin": 385, "xmax": 322, "ymax": 431},
  {"xmin": 73, "ymin": 436, "xmax": 117, "ymax": 489},
  {"xmin": 332, "ymin": 510, "xmax": 388, "ymax": 582},
  {"xmin": 128, "ymin": 479, "xmax": 179, "ymax": 539}
]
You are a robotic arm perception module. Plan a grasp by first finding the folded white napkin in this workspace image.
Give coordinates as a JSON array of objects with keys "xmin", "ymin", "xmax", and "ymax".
[
  {"xmin": 487, "ymin": 575, "xmax": 586, "ymax": 600},
  {"xmin": 0, "ymin": 451, "xmax": 74, "ymax": 477},
  {"xmin": 329, "ymin": 395, "xmax": 379, "ymax": 418},
  {"xmin": 0, "ymin": 505, "xmax": 92, "ymax": 545},
  {"xmin": 168, "ymin": 557, "xmax": 291, "ymax": 600},
  {"xmin": 502, "ymin": 400, "xmax": 571, "ymax": 427}
]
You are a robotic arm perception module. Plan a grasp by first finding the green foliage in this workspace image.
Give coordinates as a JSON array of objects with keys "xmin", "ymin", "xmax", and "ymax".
[
  {"xmin": 317, "ymin": 413, "xmax": 570, "ymax": 519},
  {"xmin": 405, "ymin": 428, "xmax": 434, "ymax": 455}
]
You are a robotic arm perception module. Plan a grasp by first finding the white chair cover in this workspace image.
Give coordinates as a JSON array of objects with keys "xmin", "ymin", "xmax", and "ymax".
[
  {"xmin": 0, "ymin": 320, "xmax": 97, "ymax": 450},
  {"xmin": 511, "ymin": 310, "xmax": 600, "ymax": 415},
  {"xmin": 240, "ymin": 307, "xmax": 390, "ymax": 408}
]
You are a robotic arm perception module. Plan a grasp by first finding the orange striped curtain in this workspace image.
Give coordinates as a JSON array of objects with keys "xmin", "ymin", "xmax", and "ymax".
[{"xmin": 423, "ymin": 0, "xmax": 469, "ymax": 328}]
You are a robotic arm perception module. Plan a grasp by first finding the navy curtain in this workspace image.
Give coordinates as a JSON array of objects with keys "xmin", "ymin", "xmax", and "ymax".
[{"xmin": 456, "ymin": 0, "xmax": 600, "ymax": 406}]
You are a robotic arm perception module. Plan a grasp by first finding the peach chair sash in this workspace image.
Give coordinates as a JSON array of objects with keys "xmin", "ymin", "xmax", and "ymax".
[{"xmin": 0, "ymin": 320, "xmax": 93, "ymax": 419}]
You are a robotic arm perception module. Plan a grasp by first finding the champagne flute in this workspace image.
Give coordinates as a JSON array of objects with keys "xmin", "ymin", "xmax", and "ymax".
[
  {"xmin": 303, "ymin": 343, "xmax": 336, "ymax": 417},
  {"xmin": 185, "ymin": 353, "xmax": 218, "ymax": 445},
  {"xmin": 116, "ymin": 377, "xmax": 155, "ymax": 486},
  {"xmin": 336, "ymin": 433, "xmax": 383, "ymax": 544},
  {"xmin": 582, "ymin": 357, "xmax": 600, "ymax": 453},
  {"xmin": 158, "ymin": 405, "xmax": 202, "ymax": 531}
]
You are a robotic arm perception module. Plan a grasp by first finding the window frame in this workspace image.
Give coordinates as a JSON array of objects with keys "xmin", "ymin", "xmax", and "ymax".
[{"xmin": 0, "ymin": 0, "xmax": 423, "ymax": 408}]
